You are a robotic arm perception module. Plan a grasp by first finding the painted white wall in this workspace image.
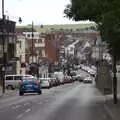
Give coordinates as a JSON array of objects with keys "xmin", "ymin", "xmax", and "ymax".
[
  {"xmin": 16, "ymin": 35, "xmax": 26, "ymax": 75},
  {"xmin": 23, "ymin": 32, "xmax": 40, "ymax": 40}
]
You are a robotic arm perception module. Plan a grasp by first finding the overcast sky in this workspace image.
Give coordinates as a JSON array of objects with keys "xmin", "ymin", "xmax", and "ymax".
[{"xmin": 0, "ymin": 0, "xmax": 89, "ymax": 25}]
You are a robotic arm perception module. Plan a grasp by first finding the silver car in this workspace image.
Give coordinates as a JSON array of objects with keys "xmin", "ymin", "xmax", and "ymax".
[{"xmin": 83, "ymin": 77, "xmax": 93, "ymax": 83}]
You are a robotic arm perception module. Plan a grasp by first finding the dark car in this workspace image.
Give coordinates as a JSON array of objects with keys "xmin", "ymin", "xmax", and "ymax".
[
  {"xmin": 72, "ymin": 76, "xmax": 78, "ymax": 82},
  {"xmin": 19, "ymin": 77, "xmax": 42, "ymax": 96},
  {"xmin": 76, "ymin": 75, "xmax": 84, "ymax": 82},
  {"xmin": 64, "ymin": 76, "xmax": 73, "ymax": 83},
  {"xmin": 50, "ymin": 78, "xmax": 60, "ymax": 87}
]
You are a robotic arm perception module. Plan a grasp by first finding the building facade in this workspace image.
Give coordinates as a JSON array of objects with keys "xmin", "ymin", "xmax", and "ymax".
[
  {"xmin": 16, "ymin": 35, "xmax": 26, "ymax": 75},
  {"xmin": 0, "ymin": 19, "xmax": 17, "ymax": 75}
]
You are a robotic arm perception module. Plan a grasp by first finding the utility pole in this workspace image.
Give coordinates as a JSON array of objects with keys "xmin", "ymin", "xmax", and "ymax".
[
  {"xmin": 32, "ymin": 21, "xmax": 34, "ymax": 63},
  {"xmin": 113, "ymin": 55, "xmax": 117, "ymax": 104}
]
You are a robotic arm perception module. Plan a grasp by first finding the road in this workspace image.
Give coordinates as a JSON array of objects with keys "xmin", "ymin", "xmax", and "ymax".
[{"xmin": 0, "ymin": 82, "xmax": 113, "ymax": 120}]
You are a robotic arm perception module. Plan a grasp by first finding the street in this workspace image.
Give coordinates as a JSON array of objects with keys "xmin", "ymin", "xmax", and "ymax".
[{"xmin": 0, "ymin": 82, "xmax": 113, "ymax": 120}]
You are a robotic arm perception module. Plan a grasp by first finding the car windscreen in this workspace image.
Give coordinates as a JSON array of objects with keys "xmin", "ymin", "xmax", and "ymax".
[{"xmin": 22, "ymin": 78, "xmax": 37, "ymax": 85}]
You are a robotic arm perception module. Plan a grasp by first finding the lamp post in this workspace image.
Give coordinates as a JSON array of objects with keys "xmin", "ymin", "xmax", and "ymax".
[
  {"xmin": 32, "ymin": 21, "xmax": 34, "ymax": 63},
  {"xmin": 2, "ymin": 0, "xmax": 6, "ymax": 94}
]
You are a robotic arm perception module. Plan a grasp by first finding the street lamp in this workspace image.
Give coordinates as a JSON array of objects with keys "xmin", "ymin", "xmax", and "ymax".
[{"xmin": 32, "ymin": 21, "xmax": 34, "ymax": 63}]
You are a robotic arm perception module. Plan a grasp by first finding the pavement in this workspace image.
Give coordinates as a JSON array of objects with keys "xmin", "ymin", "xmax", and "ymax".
[
  {"xmin": 104, "ymin": 95, "xmax": 120, "ymax": 120},
  {"xmin": 0, "ymin": 86, "xmax": 18, "ymax": 99},
  {"xmin": 103, "ymin": 73, "xmax": 120, "ymax": 120}
]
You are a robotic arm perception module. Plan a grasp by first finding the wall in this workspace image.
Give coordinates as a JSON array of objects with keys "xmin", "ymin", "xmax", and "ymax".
[{"xmin": 16, "ymin": 35, "xmax": 26, "ymax": 75}]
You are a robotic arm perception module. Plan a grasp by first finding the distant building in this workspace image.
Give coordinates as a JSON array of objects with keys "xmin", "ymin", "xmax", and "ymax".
[
  {"xmin": 16, "ymin": 35, "xmax": 26, "ymax": 75},
  {"xmin": 44, "ymin": 31, "xmax": 64, "ymax": 63},
  {"xmin": 23, "ymin": 32, "xmax": 45, "ymax": 64}
]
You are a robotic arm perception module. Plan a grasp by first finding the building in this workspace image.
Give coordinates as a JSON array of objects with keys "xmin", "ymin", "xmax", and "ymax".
[
  {"xmin": 0, "ymin": 19, "xmax": 17, "ymax": 75},
  {"xmin": 16, "ymin": 35, "xmax": 26, "ymax": 75},
  {"xmin": 23, "ymin": 32, "xmax": 46, "ymax": 63},
  {"xmin": 44, "ymin": 31, "xmax": 64, "ymax": 62},
  {"xmin": 22, "ymin": 32, "xmax": 47, "ymax": 77}
]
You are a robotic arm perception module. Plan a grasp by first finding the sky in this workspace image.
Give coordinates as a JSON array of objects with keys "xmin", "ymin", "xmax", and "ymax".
[{"xmin": 0, "ymin": 0, "xmax": 89, "ymax": 25}]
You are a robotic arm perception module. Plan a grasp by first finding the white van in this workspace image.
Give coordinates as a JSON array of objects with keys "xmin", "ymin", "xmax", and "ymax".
[
  {"xmin": 5, "ymin": 74, "xmax": 34, "ymax": 89},
  {"xmin": 54, "ymin": 72, "xmax": 64, "ymax": 84}
]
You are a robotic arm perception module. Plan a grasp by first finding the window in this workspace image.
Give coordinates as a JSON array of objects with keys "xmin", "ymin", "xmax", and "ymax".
[
  {"xmin": 36, "ymin": 39, "xmax": 39, "ymax": 43},
  {"xmin": 38, "ymin": 39, "xmax": 42, "ymax": 43},
  {"xmin": 5, "ymin": 76, "xmax": 13, "ymax": 80},
  {"xmin": 14, "ymin": 76, "xmax": 22, "ymax": 80},
  {"xmin": 20, "ymin": 42, "xmax": 22, "ymax": 48},
  {"xmin": 42, "ymin": 50, "xmax": 46, "ymax": 57},
  {"xmin": 27, "ymin": 34, "xmax": 30, "ymax": 38},
  {"xmin": 20, "ymin": 55, "xmax": 22, "ymax": 62}
]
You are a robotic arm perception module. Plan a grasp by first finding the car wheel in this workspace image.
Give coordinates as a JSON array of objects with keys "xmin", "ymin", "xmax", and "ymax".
[
  {"xmin": 19, "ymin": 91, "xmax": 24, "ymax": 96},
  {"xmin": 38, "ymin": 90, "xmax": 42, "ymax": 95}
]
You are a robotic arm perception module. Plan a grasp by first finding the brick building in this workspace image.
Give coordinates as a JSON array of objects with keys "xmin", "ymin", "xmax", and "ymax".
[{"xmin": 44, "ymin": 31, "xmax": 64, "ymax": 63}]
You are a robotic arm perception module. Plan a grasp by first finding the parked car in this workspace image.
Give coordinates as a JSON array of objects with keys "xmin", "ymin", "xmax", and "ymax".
[
  {"xmin": 50, "ymin": 78, "xmax": 58, "ymax": 87},
  {"xmin": 40, "ymin": 78, "xmax": 51, "ymax": 89},
  {"xmin": 90, "ymin": 70, "xmax": 96, "ymax": 77},
  {"xmin": 5, "ymin": 74, "xmax": 34, "ymax": 90},
  {"xmin": 64, "ymin": 76, "xmax": 73, "ymax": 83},
  {"xmin": 83, "ymin": 77, "xmax": 93, "ymax": 83},
  {"xmin": 19, "ymin": 77, "xmax": 42, "ymax": 96},
  {"xmin": 54, "ymin": 72, "xmax": 64, "ymax": 85},
  {"xmin": 72, "ymin": 75, "xmax": 78, "ymax": 82},
  {"xmin": 77, "ymin": 75, "xmax": 84, "ymax": 82}
]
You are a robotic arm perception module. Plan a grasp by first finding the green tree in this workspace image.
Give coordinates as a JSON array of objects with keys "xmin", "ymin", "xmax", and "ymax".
[{"xmin": 64, "ymin": 0, "xmax": 120, "ymax": 104}]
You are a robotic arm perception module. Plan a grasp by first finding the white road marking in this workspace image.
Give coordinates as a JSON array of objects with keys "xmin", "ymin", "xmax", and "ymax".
[
  {"xmin": 12, "ymin": 105, "xmax": 21, "ymax": 109},
  {"xmin": 16, "ymin": 114, "xmax": 23, "ymax": 119},
  {"xmin": 25, "ymin": 108, "xmax": 31, "ymax": 113}
]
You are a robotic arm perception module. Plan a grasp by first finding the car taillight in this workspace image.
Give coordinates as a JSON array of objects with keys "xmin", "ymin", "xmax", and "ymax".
[
  {"xmin": 18, "ymin": 80, "xmax": 23, "ymax": 85},
  {"xmin": 36, "ymin": 80, "xmax": 40, "ymax": 85}
]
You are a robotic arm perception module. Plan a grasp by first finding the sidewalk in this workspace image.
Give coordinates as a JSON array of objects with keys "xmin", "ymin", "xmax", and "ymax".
[
  {"xmin": 100, "ymin": 72, "xmax": 120, "ymax": 120},
  {"xmin": 104, "ymin": 94, "xmax": 120, "ymax": 120},
  {"xmin": 0, "ymin": 86, "xmax": 17, "ymax": 99}
]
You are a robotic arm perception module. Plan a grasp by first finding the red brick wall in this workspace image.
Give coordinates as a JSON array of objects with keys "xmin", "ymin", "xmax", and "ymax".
[{"xmin": 45, "ymin": 34, "xmax": 58, "ymax": 62}]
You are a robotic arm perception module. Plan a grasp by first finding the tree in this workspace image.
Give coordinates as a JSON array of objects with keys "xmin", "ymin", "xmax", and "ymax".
[
  {"xmin": 64, "ymin": 0, "xmax": 120, "ymax": 104},
  {"xmin": 64, "ymin": 0, "xmax": 120, "ymax": 23}
]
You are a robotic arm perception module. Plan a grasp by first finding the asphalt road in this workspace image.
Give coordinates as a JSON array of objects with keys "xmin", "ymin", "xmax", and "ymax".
[{"xmin": 0, "ymin": 81, "xmax": 113, "ymax": 120}]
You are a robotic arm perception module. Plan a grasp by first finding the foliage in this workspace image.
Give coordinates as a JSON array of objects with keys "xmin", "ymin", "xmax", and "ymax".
[
  {"xmin": 15, "ymin": 27, "xmax": 36, "ymax": 33},
  {"xmin": 64, "ymin": 0, "xmax": 120, "ymax": 59},
  {"xmin": 64, "ymin": 0, "xmax": 120, "ymax": 23},
  {"xmin": 16, "ymin": 23, "xmax": 95, "ymax": 33}
]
